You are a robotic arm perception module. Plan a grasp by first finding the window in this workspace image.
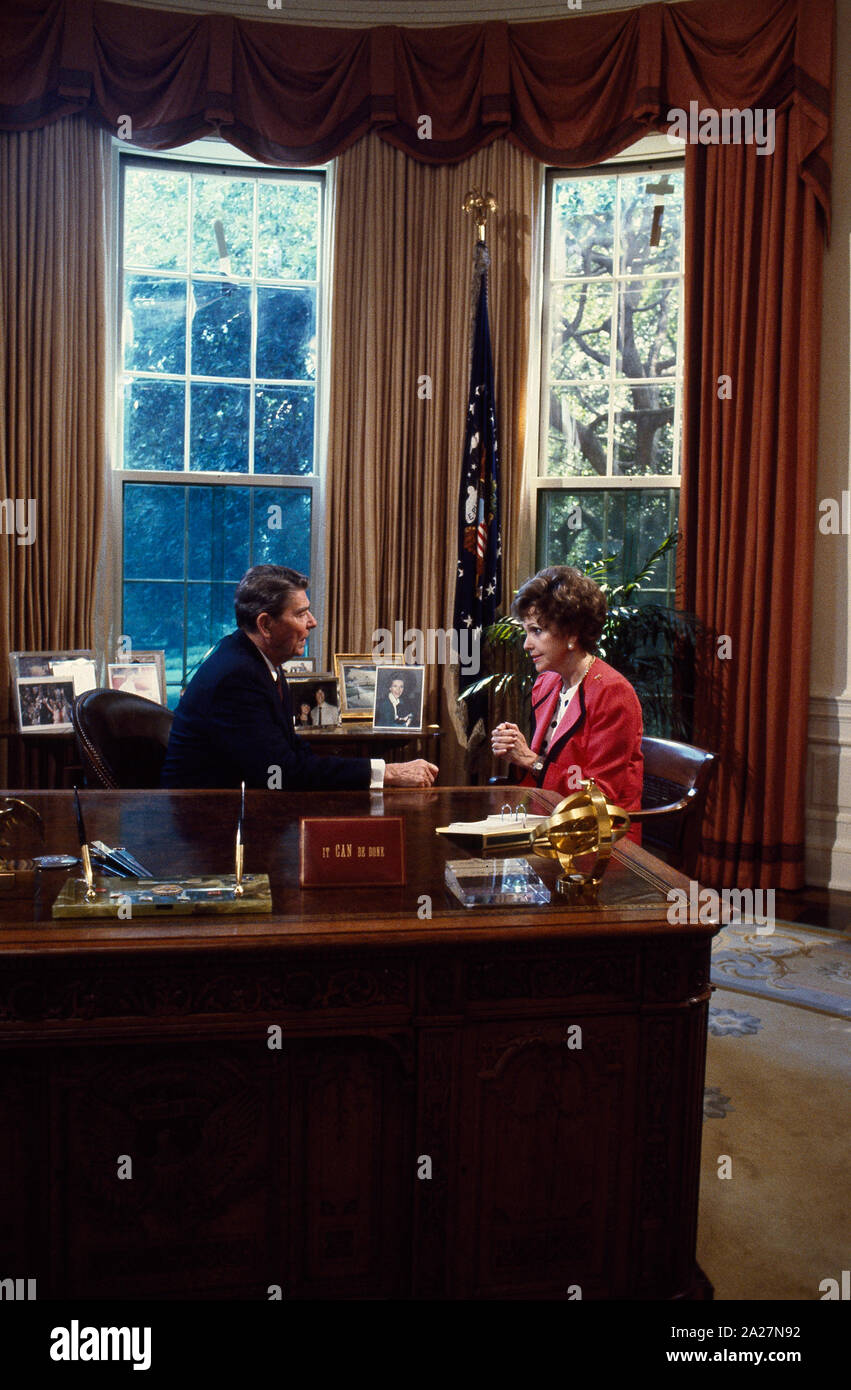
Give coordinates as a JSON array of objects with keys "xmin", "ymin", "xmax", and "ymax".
[
  {"xmin": 537, "ymin": 162, "xmax": 685, "ymax": 606},
  {"xmin": 117, "ymin": 152, "xmax": 324, "ymax": 704}
]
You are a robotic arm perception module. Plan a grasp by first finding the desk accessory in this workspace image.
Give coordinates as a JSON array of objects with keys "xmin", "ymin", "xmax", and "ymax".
[
  {"xmin": 90, "ymin": 841, "xmax": 154, "ymax": 878},
  {"xmin": 300, "ymin": 816, "xmax": 406, "ymax": 886},
  {"xmin": 444, "ymin": 857, "xmax": 550, "ymax": 907},
  {"xmin": 52, "ymin": 874, "xmax": 273, "ymax": 918},
  {"xmin": 73, "ymin": 787, "xmax": 97, "ymax": 900},
  {"xmin": 435, "ymin": 804, "xmax": 548, "ymax": 854},
  {"xmin": 234, "ymin": 780, "xmax": 245, "ymax": 894},
  {"xmin": 437, "ymin": 782, "xmax": 630, "ymax": 905},
  {"xmin": 52, "ymin": 784, "xmax": 271, "ymax": 917},
  {"xmin": 0, "ymin": 796, "xmax": 44, "ymax": 889}
]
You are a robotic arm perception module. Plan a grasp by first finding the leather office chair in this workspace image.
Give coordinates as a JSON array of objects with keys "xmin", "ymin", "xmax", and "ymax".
[
  {"xmin": 72, "ymin": 688, "xmax": 174, "ymax": 790},
  {"xmin": 639, "ymin": 736, "xmax": 717, "ymax": 878}
]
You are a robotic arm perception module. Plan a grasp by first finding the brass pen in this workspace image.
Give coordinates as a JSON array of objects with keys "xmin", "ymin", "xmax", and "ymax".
[
  {"xmin": 73, "ymin": 787, "xmax": 97, "ymax": 901},
  {"xmin": 234, "ymin": 781, "xmax": 245, "ymax": 896}
]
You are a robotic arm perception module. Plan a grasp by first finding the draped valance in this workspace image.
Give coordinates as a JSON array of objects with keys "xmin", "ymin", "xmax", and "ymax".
[{"xmin": 0, "ymin": 0, "xmax": 832, "ymax": 222}]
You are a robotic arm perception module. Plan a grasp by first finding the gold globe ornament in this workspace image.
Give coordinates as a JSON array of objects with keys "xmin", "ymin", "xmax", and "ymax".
[{"xmin": 530, "ymin": 780, "xmax": 630, "ymax": 904}]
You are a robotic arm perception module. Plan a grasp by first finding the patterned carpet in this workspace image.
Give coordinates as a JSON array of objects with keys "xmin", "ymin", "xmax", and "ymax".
[
  {"xmin": 697, "ymin": 924, "xmax": 851, "ymax": 1300},
  {"xmin": 710, "ymin": 919, "xmax": 851, "ymax": 1018}
]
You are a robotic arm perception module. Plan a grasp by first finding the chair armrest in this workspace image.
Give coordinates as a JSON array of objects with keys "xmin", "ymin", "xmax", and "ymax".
[{"xmin": 633, "ymin": 789, "xmax": 696, "ymax": 818}]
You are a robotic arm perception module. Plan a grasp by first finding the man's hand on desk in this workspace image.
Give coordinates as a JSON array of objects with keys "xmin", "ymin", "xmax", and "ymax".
[{"xmin": 384, "ymin": 760, "xmax": 439, "ymax": 787}]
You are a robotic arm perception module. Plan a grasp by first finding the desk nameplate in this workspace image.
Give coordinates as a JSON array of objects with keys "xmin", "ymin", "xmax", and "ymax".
[{"xmin": 299, "ymin": 816, "xmax": 406, "ymax": 887}]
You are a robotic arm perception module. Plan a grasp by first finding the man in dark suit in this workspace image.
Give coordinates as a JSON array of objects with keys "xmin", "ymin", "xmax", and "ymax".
[{"xmin": 161, "ymin": 565, "xmax": 438, "ymax": 790}]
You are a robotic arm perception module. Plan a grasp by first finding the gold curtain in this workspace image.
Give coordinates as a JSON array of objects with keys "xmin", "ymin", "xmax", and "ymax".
[
  {"xmin": 325, "ymin": 134, "xmax": 538, "ymax": 776},
  {"xmin": 0, "ymin": 117, "xmax": 110, "ymax": 780}
]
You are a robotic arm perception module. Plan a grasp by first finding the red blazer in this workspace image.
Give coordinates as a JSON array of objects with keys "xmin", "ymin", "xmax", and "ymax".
[{"xmin": 518, "ymin": 659, "xmax": 644, "ymax": 819}]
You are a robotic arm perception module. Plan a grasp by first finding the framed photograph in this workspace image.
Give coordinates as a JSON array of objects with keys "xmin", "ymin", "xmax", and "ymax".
[
  {"xmin": 107, "ymin": 662, "xmax": 163, "ymax": 705},
  {"xmin": 373, "ymin": 665, "xmax": 425, "ymax": 732},
  {"xmin": 9, "ymin": 648, "xmax": 97, "ymax": 690},
  {"xmin": 288, "ymin": 674, "xmax": 341, "ymax": 728},
  {"xmin": 10, "ymin": 651, "xmax": 97, "ymax": 731},
  {"xmin": 334, "ymin": 653, "xmax": 403, "ymax": 722},
  {"xmin": 283, "ymin": 658, "xmax": 315, "ymax": 674},
  {"xmin": 15, "ymin": 676, "xmax": 76, "ymax": 734},
  {"xmin": 114, "ymin": 648, "xmax": 166, "ymax": 704}
]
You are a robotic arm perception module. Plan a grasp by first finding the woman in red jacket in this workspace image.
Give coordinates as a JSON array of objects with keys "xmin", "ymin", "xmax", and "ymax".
[{"xmin": 490, "ymin": 566, "xmax": 643, "ymax": 815}]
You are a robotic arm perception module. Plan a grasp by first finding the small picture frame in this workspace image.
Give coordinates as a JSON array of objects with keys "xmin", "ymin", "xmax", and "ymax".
[
  {"xmin": 9, "ymin": 648, "xmax": 97, "ymax": 687},
  {"xmin": 282, "ymin": 658, "xmax": 315, "ymax": 674},
  {"xmin": 15, "ymin": 676, "xmax": 76, "ymax": 734},
  {"xmin": 288, "ymin": 674, "xmax": 341, "ymax": 728},
  {"xmin": 373, "ymin": 665, "xmax": 425, "ymax": 732},
  {"xmin": 10, "ymin": 650, "xmax": 97, "ymax": 731},
  {"xmin": 113, "ymin": 648, "xmax": 166, "ymax": 704},
  {"xmin": 107, "ymin": 661, "xmax": 163, "ymax": 706},
  {"xmin": 334, "ymin": 653, "xmax": 403, "ymax": 722}
]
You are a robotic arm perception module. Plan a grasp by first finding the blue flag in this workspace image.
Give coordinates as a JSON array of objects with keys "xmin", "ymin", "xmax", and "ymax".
[{"xmin": 453, "ymin": 241, "xmax": 502, "ymax": 656}]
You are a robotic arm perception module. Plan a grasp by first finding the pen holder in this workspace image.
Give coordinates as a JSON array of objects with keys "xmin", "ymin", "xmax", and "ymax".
[{"xmin": 530, "ymin": 781, "xmax": 630, "ymax": 904}]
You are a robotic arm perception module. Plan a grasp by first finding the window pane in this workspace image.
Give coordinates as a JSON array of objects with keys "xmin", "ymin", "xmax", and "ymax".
[
  {"xmin": 542, "ymin": 163, "xmax": 683, "ymax": 486},
  {"xmin": 537, "ymin": 487, "xmax": 678, "ymax": 604},
  {"xmin": 251, "ymin": 488, "xmax": 311, "ymax": 573},
  {"xmin": 186, "ymin": 487, "xmax": 249, "ymax": 582},
  {"xmin": 123, "ymin": 482, "xmax": 312, "ymax": 698},
  {"xmin": 190, "ymin": 281, "xmax": 251, "ymax": 378},
  {"xmin": 258, "ymin": 181, "xmax": 319, "ymax": 281},
  {"xmin": 123, "ymin": 168, "xmax": 189, "ymax": 271},
  {"xmin": 120, "ymin": 158, "xmax": 323, "ymax": 700},
  {"xmin": 123, "ymin": 579, "xmax": 185, "ymax": 686},
  {"xmin": 192, "ymin": 176, "xmax": 254, "ymax": 278},
  {"xmin": 186, "ymin": 582, "xmax": 234, "ymax": 683},
  {"xmin": 550, "ymin": 175, "xmax": 615, "ymax": 279},
  {"xmin": 124, "ymin": 484, "xmax": 185, "ymax": 579},
  {"xmin": 254, "ymin": 386, "xmax": 315, "ymax": 475},
  {"xmin": 612, "ymin": 384, "xmax": 675, "ymax": 476},
  {"xmin": 123, "ymin": 276, "xmax": 186, "ymax": 374},
  {"xmin": 617, "ymin": 278, "xmax": 678, "ymax": 379},
  {"xmin": 549, "ymin": 282, "xmax": 613, "ymax": 381},
  {"xmin": 547, "ymin": 384, "xmax": 609, "ymax": 477},
  {"xmin": 618, "ymin": 170, "xmax": 683, "ymax": 277},
  {"xmin": 256, "ymin": 287, "xmax": 316, "ymax": 380},
  {"xmin": 189, "ymin": 383, "xmax": 250, "ymax": 472},
  {"xmin": 124, "ymin": 380, "xmax": 185, "ymax": 472}
]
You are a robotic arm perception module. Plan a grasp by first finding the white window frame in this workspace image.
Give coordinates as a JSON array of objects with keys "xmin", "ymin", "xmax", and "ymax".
[
  {"xmin": 525, "ymin": 135, "xmax": 685, "ymax": 599},
  {"xmin": 109, "ymin": 136, "xmax": 333, "ymax": 685}
]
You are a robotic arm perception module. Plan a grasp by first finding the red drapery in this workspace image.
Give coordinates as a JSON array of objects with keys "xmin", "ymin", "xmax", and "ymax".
[
  {"xmin": 0, "ymin": 0, "xmax": 832, "ymax": 207},
  {"xmin": 0, "ymin": 0, "xmax": 834, "ymax": 887}
]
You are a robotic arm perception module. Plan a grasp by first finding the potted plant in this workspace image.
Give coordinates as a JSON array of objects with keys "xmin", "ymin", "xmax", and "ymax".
[{"xmin": 458, "ymin": 531, "xmax": 699, "ymax": 748}]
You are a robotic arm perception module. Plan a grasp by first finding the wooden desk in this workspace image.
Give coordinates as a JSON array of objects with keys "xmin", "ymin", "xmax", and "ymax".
[{"xmin": 0, "ymin": 787, "xmax": 715, "ymax": 1301}]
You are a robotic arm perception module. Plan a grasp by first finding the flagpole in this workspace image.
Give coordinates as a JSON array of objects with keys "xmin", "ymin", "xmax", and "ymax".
[{"xmin": 453, "ymin": 187, "xmax": 503, "ymax": 705}]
